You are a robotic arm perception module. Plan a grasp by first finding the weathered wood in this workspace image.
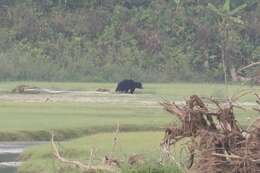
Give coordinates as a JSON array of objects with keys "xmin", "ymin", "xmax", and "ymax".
[{"xmin": 51, "ymin": 134, "xmax": 116, "ymax": 172}]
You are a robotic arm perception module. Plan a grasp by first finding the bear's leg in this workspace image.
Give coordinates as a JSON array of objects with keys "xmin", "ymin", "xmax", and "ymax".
[
  {"xmin": 115, "ymin": 86, "xmax": 119, "ymax": 92},
  {"xmin": 122, "ymin": 88, "xmax": 127, "ymax": 93},
  {"xmin": 130, "ymin": 88, "xmax": 135, "ymax": 94}
]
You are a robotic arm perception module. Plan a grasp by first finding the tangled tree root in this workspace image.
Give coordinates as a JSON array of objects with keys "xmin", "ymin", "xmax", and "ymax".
[{"xmin": 160, "ymin": 94, "xmax": 260, "ymax": 173}]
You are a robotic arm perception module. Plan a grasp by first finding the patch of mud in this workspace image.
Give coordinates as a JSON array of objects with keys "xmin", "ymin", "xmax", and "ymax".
[
  {"xmin": 0, "ymin": 92, "xmax": 160, "ymax": 106},
  {"xmin": 0, "ymin": 92, "xmax": 258, "ymax": 107}
]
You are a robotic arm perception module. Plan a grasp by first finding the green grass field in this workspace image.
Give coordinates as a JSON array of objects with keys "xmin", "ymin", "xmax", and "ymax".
[
  {"xmin": 0, "ymin": 102, "xmax": 173, "ymax": 140},
  {"xmin": 0, "ymin": 82, "xmax": 258, "ymax": 173},
  {"xmin": 0, "ymin": 82, "xmax": 259, "ymax": 140}
]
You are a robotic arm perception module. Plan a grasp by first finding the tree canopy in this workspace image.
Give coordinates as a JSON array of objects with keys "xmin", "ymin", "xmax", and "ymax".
[{"xmin": 0, "ymin": 0, "xmax": 259, "ymax": 82}]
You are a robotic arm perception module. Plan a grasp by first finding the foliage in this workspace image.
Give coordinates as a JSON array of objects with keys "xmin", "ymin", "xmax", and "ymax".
[{"xmin": 0, "ymin": 0, "xmax": 259, "ymax": 82}]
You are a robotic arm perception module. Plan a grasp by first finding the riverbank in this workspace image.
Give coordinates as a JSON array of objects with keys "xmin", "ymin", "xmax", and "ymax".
[
  {"xmin": 19, "ymin": 131, "xmax": 183, "ymax": 173},
  {"xmin": 0, "ymin": 142, "xmax": 47, "ymax": 173}
]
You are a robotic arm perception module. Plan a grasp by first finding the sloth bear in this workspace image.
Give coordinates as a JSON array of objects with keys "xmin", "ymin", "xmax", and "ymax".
[{"xmin": 115, "ymin": 79, "xmax": 143, "ymax": 94}]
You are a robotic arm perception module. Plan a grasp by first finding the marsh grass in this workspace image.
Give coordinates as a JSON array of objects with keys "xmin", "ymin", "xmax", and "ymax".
[
  {"xmin": 19, "ymin": 132, "xmax": 183, "ymax": 173},
  {"xmin": 0, "ymin": 102, "xmax": 173, "ymax": 140}
]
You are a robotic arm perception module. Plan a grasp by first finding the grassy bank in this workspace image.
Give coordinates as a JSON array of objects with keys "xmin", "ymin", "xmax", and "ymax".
[
  {"xmin": 0, "ymin": 101, "xmax": 258, "ymax": 141},
  {"xmin": 0, "ymin": 102, "xmax": 172, "ymax": 141},
  {"xmin": 19, "ymin": 131, "xmax": 183, "ymax": 173}
]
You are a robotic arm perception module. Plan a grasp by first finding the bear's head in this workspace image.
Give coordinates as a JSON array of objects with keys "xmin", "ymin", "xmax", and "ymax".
[{"xmin": 135, "ymin": 82, "xmax": 143, "ymax": 89}]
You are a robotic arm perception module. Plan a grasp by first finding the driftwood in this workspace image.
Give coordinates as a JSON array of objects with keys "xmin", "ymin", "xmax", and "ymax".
[
  {"xmin": 238, "ymin": 62, "xmax": 260, "ymax": 73},
  {"xmin": 12, "ymin": 85, "xmax": 71, "ymax": 94},
  {"xmin": 96, "ymin": 88, "xmax": 111, "ymax": 92},
  {"xmin": 160, "ymin": 94, "xmax": 260, "ymax": 173},
  {"xmin": 230, "ymin": 61, "xmax": 260, "ymax": 83},
  {"xmin": 51, "ymin": 134, "xmax": 117, "ymax": 172},
  {"xmin": 12, "ymin": 85, "xmax": 40, "ymax": 94}
]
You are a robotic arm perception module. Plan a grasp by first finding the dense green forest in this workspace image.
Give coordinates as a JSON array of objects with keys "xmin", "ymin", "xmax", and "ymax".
[{"xmin": 0, "ymin": 0, "xmax": 259, "ymax": 82}]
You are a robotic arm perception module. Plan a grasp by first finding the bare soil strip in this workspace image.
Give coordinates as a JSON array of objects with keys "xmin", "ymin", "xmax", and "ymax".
[{"xmin": 0, "ymin": 92, "xmax": 258, "ymax": 108}]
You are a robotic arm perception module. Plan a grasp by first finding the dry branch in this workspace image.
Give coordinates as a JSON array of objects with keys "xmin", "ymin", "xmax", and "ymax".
[
  {"xmin": 110, "ymin": 121, "xmax": 120, "ymax": 158},
  {"xmin": 104, "ymin": 122, "xmax": 121, "ymax": 167},
  {"xmin": 256, "ymin": 93, "xmax": 260, "ymax": 100},
  {"xmin": 238, "ymin": 61, "xmax": 260, "ymax": 73},
  {"xmin": 51, "ymin": 133, "xmax": 116, "ymax": 172},
  {"xmin": 254, "ymin": 93, "xmax": 260, "ymax": 113}
]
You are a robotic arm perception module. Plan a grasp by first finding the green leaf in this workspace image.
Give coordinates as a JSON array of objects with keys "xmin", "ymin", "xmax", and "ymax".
[
  {"xmin": 228, "ymin": 3, "xmax": 247, "ymax": 16},
  {"xmin": 208, "ymin": 3, "xmax": 225, "ymax": 16},
  {"xmin": 174, "ymin": 0, "xmax": 180, "ymax": 5},
  {"xmin": 223, "ymin": 0, "xmax": 230, "ymax": 12}
]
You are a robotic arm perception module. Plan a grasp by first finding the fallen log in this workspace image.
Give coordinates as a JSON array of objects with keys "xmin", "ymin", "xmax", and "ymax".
[{"xmin": 12, "ymin": 85, "xmax": 71, "ymax": 94}]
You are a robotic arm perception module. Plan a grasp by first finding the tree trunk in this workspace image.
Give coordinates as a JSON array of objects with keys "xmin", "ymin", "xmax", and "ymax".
[{"xmin": 230, "ymin": 66, "xmax": 240, "ymax": 81}]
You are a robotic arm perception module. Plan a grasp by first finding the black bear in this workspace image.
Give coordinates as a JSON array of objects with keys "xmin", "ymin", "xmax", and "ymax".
[{"xmin": 115, "ymin": 79, "xmax": 143, "ymax": 94}]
